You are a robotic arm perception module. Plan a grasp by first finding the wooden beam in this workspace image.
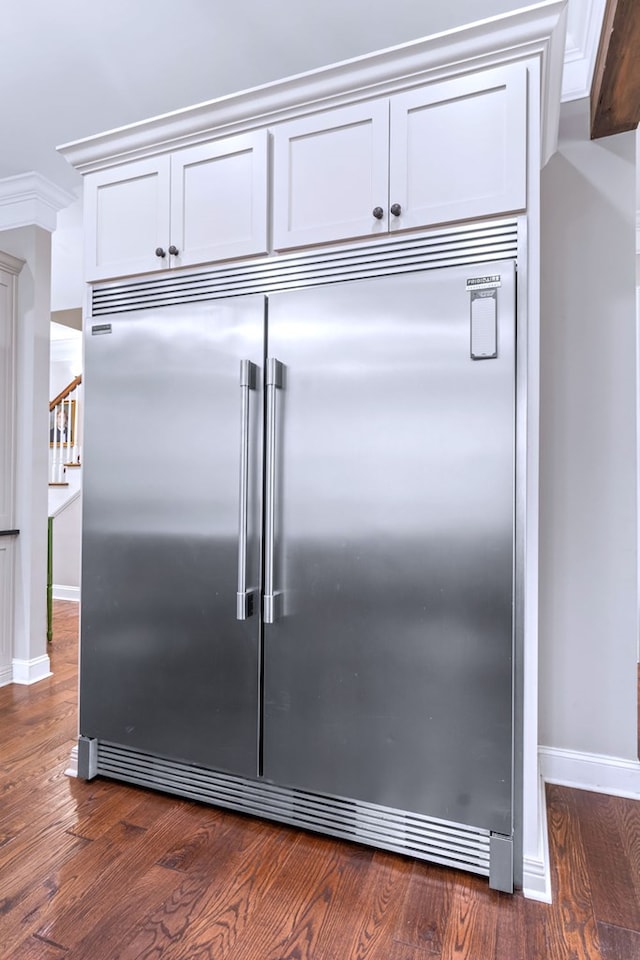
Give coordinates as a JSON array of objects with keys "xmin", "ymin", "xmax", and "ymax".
[{"xmin": 591, "ymin": 0, "xmax": 640, "ymax": 139}]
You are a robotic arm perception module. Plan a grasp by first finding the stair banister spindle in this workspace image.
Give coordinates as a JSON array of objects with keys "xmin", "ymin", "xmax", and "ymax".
[
  {"xmin": 52, "ymin": 401, "xmax": 57, "ymax": 482},
  {"xmin": 49, "ymin": 375, "xmax": 83, "ymax": 485},
  {"xmin": 68, "ymin": 393, "xmax": 73, "ymax": 463},
  {"xmin": 72, "ymin": 383, "xmax": 80, "ymax": 464},
  {"xmin": 57, "ymin": 400, "xmax": 64, "ymax": 483},
  {"xmin": 60, "ymin": 394, "xmax": 71, "ymax": 470}
]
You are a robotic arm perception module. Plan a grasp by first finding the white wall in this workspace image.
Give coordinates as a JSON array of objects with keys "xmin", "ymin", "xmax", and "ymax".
[
  {"xmin": 49, "ymin": 326, "xmax": 82, "ymax": 399},
  {"xmin": 539, "ymin": 97, "xmax": 637, "ymax": 761},
  {"xmin": 51, "ymin": 194, "xmax": 84, "ymax": 312},
  {"xmin": 52, "ymin": 494, "xmax": 81, "ymax": 595}
]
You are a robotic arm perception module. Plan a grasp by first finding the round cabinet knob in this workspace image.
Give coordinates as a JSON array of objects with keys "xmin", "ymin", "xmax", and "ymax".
[
  {"xmin": 155, "ymin": 247, "xmax": 167, "ymax": 258},
  {"xmin": 372, "ymin": 206, "xmax": 384, "ymax": 220},
  {"xmin": 168, "ymin": 245, "xmax": 179, "ymax": 256},
  {"xmin": 390, "ymin": 203, "xmax": 402, "ymax": 217}
]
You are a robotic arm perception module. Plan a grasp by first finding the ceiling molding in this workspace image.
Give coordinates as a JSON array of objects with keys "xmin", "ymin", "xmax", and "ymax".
[
  {"xmin": 591, "ymin": 0, "xmax": 640, "ymax": 139},
  {"xmin": 561, "ymin": 0, "xmax": 608, "ymax": 101},
  {"xmin": 0, "ymin": 173, "xmax": 75, "ymax": 233},
  {"xmin": 0, "ymin": 250, "xmax": 25, "ymax": 276}
]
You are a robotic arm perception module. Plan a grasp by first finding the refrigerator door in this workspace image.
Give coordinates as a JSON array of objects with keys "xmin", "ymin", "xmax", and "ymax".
[
  {"xmin": 80, "ymin": 296, "xmax": 265, "ymax": 775},
  {"xmin": 263, "ymin": 262, "xmax": 515, "ymax": 834}
]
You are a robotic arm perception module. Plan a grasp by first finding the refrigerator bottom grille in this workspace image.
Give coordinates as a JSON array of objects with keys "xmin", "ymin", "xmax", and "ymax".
[{"xmin": 96, "ymin": 741, "xmax": 491, "ymax": 877}]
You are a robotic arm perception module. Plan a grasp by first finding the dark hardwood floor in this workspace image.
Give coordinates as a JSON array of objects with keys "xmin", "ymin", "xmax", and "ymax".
[{"xmin": 1, "ymin": 601, "xmax": 639, "ymax": 958}]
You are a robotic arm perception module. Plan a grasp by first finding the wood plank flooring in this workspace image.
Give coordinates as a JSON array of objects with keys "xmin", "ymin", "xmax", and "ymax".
[{"xmin": 1, "ymin": 601, "xmax": 639, "ymax": 958}]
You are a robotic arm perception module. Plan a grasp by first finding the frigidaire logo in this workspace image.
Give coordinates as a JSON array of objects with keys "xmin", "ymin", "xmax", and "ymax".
[{"xmin": 466, "ymin": 276, "xmax": 501, "ymax": 288}]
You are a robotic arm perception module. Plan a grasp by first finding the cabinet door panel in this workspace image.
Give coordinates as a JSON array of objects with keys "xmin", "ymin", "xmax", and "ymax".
[
  {"xmin": 171, "ymin": 132, "xmax": 269, "ymax": 266},
  {"xmin": 84, "ymin": 157, "xmax": 171, "ymax": 281},
  {"xmin": 272, "ymin": 101, "xmax": 389, "ymax": 250},
  {"xmin": 0, "ymin": 540, "xmax": 13, "ymax": 684},
  {"xmin": 0, "ymin": 268, "xmax": 16, "ymax": 531},
  {"xmin": 390, "ymin": 64, "xmax": 527, "ymax": 231}
]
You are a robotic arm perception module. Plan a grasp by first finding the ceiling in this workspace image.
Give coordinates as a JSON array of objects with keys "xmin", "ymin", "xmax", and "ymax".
[{"xmin": 2, "ymin": 0, "xmax": 604, "ymax": 197}]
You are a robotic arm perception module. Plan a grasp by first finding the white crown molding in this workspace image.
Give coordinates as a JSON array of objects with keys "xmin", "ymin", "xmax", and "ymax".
[
  {"xmin": 0, "ymin": 250, "xmax": 25, "ymax": 275},
  {"xmin": 540, "ymin": 745, "xmax": 640, "ymax": 799},
  {"xmin": 561, "ymin": 0, "xmax": 607, "ymax": 102},
  {"xmin": 0, "ymin": 172, "xmax": 76, "ymax": 232},
  {"xmin": 59, "ymin": 1, "xmax": 567, "ymax": 173},
  {"xmin": 12, "ymin": 654, "xmax": 52, "ymax": 685}
]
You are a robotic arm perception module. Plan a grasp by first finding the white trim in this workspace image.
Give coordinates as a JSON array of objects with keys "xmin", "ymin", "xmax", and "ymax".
[
  {"xmin": 12, "ymin": 654, "xmax": 52, "ymax": 685},
  {"xmin": 65, "ymin": 743, "xmax": 79, "ymax": 778},
  {"xmin": 50, "ymin": 488, "xmax": 81, "ymax": 520},
  {"xmin": 52, "ymin": 584, "xmax": 80, "ymax": 602},
  {"xmin": 0, "ymin": 250, "xmax": 25, "ymax": 275},
  {"xmin": 0, "ymin": 663, "xmax": 13, "ymax": 688},
  {"xmin": 561, "ymin": 0, "xmax": 607, "ymax": 102},
  {"xmin": 636, "ymin": 211, "xmax": 640, "ymax": 255},
  {"xmin": 58, "ymin": 1, "xmax": 567, "ymax": 172},
  {"xmin": 540, "ymin": 746, "xmax": 640, "ymax": 799},
  {"xmin": 522, "ymin": 774, "xmax": 552, "ymax": 902},
  {"xmin": 0, "ymin": 172, "xmax": 75, "ymax": 232}
]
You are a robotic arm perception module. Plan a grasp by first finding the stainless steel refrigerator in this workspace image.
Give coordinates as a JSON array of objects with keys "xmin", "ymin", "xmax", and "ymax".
[{"xmin": 79, "ymin": 253, "xmax": 516, "ymax": 891}]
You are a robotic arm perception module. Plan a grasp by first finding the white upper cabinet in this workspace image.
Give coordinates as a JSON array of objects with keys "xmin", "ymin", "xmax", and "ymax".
[
  {"xmin": 272, "ymin": 100, "xmax": 390, "ymax": 250},
  {"xmin": 273, "ymin": 63, "xmax": 527, "ymax": 251},
  {"xmin": 85, "ymin": 156, "xmax": 171, "ymax": 281},
  {"xmin": 170, "ymin": 134, "xmax": 269, "ymax": 268},
  {"xmin": 84, "ymin": 131, "xmax": 269, "ymax": 281},
  {"xmin": 389, "ymin": 64, "xmax": 527, "ymax": 232},
  {"xmin": 60, "ymin": 4, "xmax": 568, "ymax": 283}
]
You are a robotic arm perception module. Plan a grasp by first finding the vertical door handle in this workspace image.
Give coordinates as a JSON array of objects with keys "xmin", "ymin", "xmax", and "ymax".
[
  {"xmin": 264, "ymin": 358, "xmax": 284, "ymax": 623},
  {"xmin": 236, "ymin": 360, "xmax": 257, "ymax": 620}
]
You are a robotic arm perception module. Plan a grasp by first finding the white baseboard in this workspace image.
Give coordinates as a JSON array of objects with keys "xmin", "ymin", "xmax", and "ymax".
[
  {"xmin": 0, "ymin": 663, "xmax": 13, "ymax": 687},
  {"xmin": 540, "ymin": 745, "xmax": 640, "ymax": 800},
  {"xmin": 522, "ymin": 773, "xmax": 552, "ymax": 903},
  {"xmin": 65, "ymin": 743, "xmax": 78, "ymax": 778},
  {"xmin": 52, "ymin": 584, "xmax": 80, "ymax": 602},
  {"xmin": 12, "ymin": 654, "xmax": 52, "ymax": 685}
]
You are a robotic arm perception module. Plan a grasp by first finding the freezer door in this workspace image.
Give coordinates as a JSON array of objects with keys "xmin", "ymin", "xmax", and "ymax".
[
  {"xmin": 80, "ymin": 296, "xmax": 265, "ymax": 775},
  {"xmin": 263, "ymin": 263, "xmax": 515, "ymax": 834}
]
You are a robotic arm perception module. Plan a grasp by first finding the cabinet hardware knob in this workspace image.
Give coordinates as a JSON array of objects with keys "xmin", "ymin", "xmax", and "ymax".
[
  {"xmin": 390, "ymin": 203, "xmax": 402, "ymax": 217},
  {"xmin": 155, "ymin": 247, "xmax": 166, "ymax": 258},
  {"xmin": 372, "ymin": 206, "xmax": 384, "ymax": 220},
  {"xmin": 168, "ymin": 245, "xmax": 179, "ymax": 256}
]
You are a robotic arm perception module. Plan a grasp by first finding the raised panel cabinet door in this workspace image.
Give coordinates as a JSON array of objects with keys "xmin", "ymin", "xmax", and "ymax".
[
  {"xmin": 84, "ymin": 156, "xmax": 171, "ymax": 281},
  {"xmin": 0, "ymin": 266, "xmax": 16, "ymax": 532},
  {"xmin": 170, "ymin": 131, "xmax": 269, "ymax": 266},
  {"xmin": 272, "ymin": 100, "xmax": 390, "ymax": 250},
  {"xmin": 0, "ymin": 539, "xmax": 13, "ymax": 685},
  {"xmin": 389, "ymin": 64, "xmax": 527, "ymax": 231}
]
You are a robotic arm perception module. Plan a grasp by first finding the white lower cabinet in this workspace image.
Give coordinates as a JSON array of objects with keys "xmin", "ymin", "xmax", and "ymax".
[
  {"xmin": 84, "ymin": 131, "xmax": 269, "ymax": 281},
  {"xmin": 273, "ymin": 63, "xmax": 527, "ymax": 251},
  {"xmin": 0, "ymin": 539, "xmax": 14, "ymax": 686}
]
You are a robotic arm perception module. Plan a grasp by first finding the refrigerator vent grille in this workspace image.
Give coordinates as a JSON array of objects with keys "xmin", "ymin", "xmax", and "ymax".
[
  {"xmin": 91, "ymin": 220, "xmax": 518, "ymax": 316},
  {"xmin": 97, "ymin": 742, "xmax": 491, "ymax": 877}
]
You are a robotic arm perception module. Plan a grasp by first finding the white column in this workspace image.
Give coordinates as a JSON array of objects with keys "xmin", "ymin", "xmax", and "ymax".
[{"xmin": 0, "ymin": 174, "xmax": 75, "ymax": 684}]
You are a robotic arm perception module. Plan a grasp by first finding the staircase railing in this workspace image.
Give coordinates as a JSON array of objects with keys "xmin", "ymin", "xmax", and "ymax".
[{"xmin": 49, "ymin": 375, "xmax": 82, "ymax": 484}]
